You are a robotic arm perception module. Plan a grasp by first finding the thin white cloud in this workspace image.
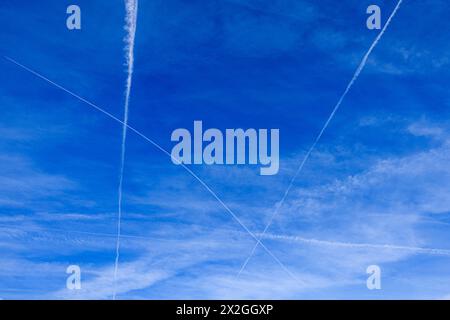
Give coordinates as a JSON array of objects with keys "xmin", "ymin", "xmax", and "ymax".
[
  {"xmin": 260, "ymin": 233, "xmax": 450, "ymax": 257},
  {"xmin": 113, "ymin": 0, "xmax": 139, "ymax": 300}
]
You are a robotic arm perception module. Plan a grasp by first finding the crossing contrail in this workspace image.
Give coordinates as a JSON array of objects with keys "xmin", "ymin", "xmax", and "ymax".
[
  {"xmin": 113, "ymin": 0, "xmax": 139, "ymax": 300},
  {"xmin": 238, "ymin": 0, "xmax": 404, "ymax": 276},
  {"xmin": 260, "ymin": 233, "xmax": 450, "ymax": 257},
  {"xmin": 4, "ymin": 55, "xmax": 297, "ymax": 285}
]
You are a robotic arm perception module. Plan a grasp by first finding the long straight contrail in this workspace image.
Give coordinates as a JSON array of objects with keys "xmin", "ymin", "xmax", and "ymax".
[
  {"xmin": 260, "ymin": 233, "xmax": 450, "ymax": 257},
  {"xmin": 4, "ymin": 56, "xmax": 297, "ymax": 284},
  {"xmin": 238, "ymin": 0, "xmax": 404, "ymax": 276},
  {"xmin": 113, "ymin": 0, "xmax": 139, "ymax": 300}
]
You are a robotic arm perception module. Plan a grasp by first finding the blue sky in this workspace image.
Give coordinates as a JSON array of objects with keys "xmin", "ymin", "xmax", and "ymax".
[{"xmin": 1, "ymin": 0, "xmax": 450, "ymax": 299}]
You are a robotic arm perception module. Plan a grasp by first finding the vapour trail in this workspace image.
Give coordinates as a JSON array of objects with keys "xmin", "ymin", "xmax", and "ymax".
[
  {"xmin": 237, "ymin": 0, "xmax": 404, "ymax": 276},
  {"xmin": 7, "ymin": 221, "xmax": 449, "ymax": 257},
  {"xmin": 3, "ymin": 56, "xmax": 299, "ymax": 284},
  {"xmin": 113, "ymin": 0, "xmax": 139, "ymax": 301},
  {"xmin": 260, "ymin": 233, "xmax": 450, "ymax": 257}
]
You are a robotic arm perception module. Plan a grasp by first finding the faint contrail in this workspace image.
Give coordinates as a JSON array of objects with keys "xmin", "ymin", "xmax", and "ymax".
[
  {"xmin": 260, "ymin": 232, "xmax": 450, "ymax": 257},
  {"xmin": 238, "ymin": 0, "xmax": 404, "ymax": 276},
  {"xmin": 113, "ymin": 0, "xmax": 139, "ymax": 300},
  {"xmin": 4, "ymin": 56, "xmax": 297, "ymax": 284}
]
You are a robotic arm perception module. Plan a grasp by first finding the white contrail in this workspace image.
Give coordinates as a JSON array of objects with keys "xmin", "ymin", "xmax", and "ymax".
[
  {"xmin": 4, "ymin": 56, "xmax": 298, "ymax": 284},
  {"xmin": 260, "ymin": 233, "xmax": 450, "ymax": 257},
  {"xmin": 238, "ymin": 0, "xmax": 404, "ymax": 276},
  {"xmin": 113, "ymin": 0, "xmax": 139, "ymax": 300}
]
